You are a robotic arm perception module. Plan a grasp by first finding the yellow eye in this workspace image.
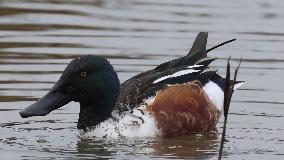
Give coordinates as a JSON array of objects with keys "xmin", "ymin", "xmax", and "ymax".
[{"xmin": 80, "ymin": 71, "xmax": 87, "ymax": 77}]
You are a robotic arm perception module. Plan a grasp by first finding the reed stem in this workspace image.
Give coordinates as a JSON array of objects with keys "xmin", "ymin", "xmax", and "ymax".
[{"xmin": 218, "ymin": 57, "xmax": 242, "ymax": 160}]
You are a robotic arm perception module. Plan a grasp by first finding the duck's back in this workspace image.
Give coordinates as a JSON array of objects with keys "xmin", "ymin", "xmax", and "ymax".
[{"xmin": 114, "ymin": 32, "xmax": 218, "ymax": 112}]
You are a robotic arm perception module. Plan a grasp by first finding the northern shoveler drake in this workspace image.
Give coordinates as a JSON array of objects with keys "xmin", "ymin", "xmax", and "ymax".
[{"xmin": 19, "ymin": 32, "xmax": 243, "ymax": 137}]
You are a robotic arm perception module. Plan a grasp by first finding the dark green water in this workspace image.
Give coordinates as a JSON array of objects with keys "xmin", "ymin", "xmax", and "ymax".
[{"xmin": 0, "ymin": 0, "xmax": 283, "ymax": 159}]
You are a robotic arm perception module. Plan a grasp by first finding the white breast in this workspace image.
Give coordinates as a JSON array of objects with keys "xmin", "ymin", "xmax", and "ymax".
[{"xmin": 79, "ymin": 97, "xmax": 159, "ymax": 138}]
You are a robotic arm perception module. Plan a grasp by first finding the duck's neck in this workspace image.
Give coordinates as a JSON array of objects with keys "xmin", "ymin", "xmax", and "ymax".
[
  {"xmin": 76, "ymin": 69, "xmax": 120, "ymax": 131},
  {"xmin": 77, "ymin": 97, "xmax": 116, "ymax": 131}
]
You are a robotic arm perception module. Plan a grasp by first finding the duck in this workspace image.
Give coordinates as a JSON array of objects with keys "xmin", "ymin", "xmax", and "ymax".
[{"xmin": 19, "ymin": 32, "xmax": 243, "ymax": 137}]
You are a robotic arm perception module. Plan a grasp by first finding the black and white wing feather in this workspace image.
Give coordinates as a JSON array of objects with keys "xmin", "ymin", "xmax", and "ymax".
[{"xmin": 115, "ymin": 32, "xmax": 235, "ymax": 112}]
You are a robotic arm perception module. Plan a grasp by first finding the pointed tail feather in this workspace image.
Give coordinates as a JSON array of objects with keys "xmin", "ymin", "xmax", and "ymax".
[
  {"xmin": 206, "ymin": 39, "xmax": 236, "ymax": 53},
  {"xmin": 188, "ymin": 32, "xmax": 208, "ymax": 56},
  {"xmin": 154, "ymin": 32, "xmax": 208, "ymax": 72},
  {"xmin": 154, "ymin": 33, "xmax": 236, "ymax": 74}
]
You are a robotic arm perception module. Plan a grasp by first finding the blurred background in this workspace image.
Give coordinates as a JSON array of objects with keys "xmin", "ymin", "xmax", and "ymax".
[{"xmin": 0, "ymin": 0, "xmax": 283, "ymax": 159}]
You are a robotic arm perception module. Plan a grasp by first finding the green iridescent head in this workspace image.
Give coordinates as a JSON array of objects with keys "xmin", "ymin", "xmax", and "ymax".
[{"xmin": 20, "ymin": 55, "xmax": 120, "ymax": 130}]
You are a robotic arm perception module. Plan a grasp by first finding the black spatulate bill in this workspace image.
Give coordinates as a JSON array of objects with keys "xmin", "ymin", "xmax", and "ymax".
[{"xmin": 19, "ymin": 79, "xmax": 73, "ymax": 118}]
